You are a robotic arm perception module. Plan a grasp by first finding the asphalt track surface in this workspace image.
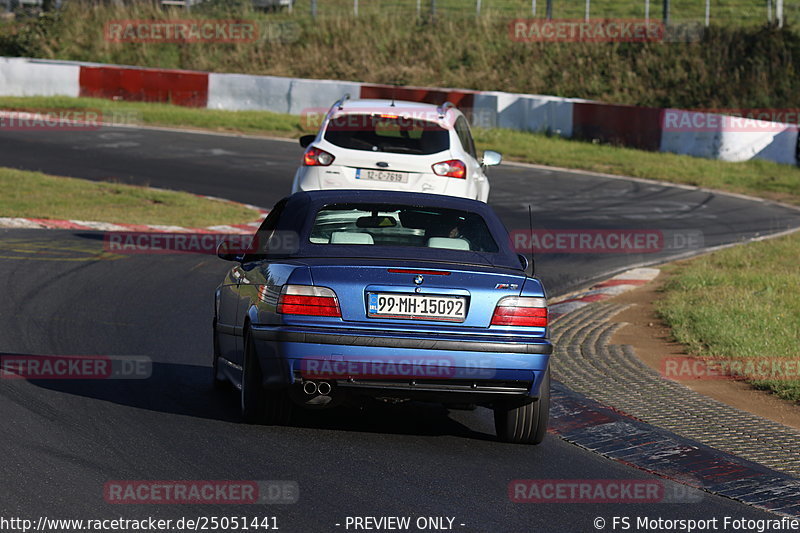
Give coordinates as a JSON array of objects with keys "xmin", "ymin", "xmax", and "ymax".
[{"xmin": 2, "ymin": 125, "xmax": 800, "ymax": 532}]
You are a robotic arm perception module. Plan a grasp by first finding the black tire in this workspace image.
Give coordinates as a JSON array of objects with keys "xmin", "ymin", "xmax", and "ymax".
[
  {"xmin": 240, "ymin": 330, "xmax": 292, "ymax": 425},
  {"xmin": 494, "ymin": 367, "xmax": 550, "ymax": 444},
  {"xmin": 211, "ymin": 320, "xmax": 229, "ymax": 390}
]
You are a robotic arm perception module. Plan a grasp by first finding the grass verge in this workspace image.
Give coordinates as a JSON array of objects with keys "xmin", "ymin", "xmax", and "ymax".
[
  {"xmin": 2, "ymin": 95, "xmax": 799, "ymax": 205},
  {"xmin": 656, "ymin": 232, "xmax": 800, "ymax": 403},
  {"xmin": 0, "ymin": 96, "xmax": 309, "ymax": 137},
  {"xmin": 0, "ymin": 167, "xmax": 257, "ymax": 227}
]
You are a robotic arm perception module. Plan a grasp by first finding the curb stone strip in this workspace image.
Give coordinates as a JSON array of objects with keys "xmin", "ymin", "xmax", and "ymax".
[
  {"xmin": 549, "ymin": 267, "xmax": 660, "ymax": 317},
  {"xmin": 551, "ymin": 301, "xmax": 800, "ymax": 477},
  {"xmin": 547, "ymin": 267, "xmax": 800, "ymax": 516},
  {"xmin": 550, "ymin": 383, "xmax": 800, "ymax": 517}
]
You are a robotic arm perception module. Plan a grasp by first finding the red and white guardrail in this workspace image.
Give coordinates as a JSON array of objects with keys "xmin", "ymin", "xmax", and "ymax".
[{"xmin": 1, "ymin": 56, "xmax": 796, "ymax": 166}]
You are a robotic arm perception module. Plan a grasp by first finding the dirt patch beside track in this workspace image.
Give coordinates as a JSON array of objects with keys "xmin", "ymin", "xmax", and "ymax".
[{"xmin": 609, "ymin": 272, "xmax": 800, "ymax": 431}]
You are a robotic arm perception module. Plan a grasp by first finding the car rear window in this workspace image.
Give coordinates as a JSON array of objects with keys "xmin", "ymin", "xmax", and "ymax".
[
  {"xmin": 309, "ymin": 203, "xmax": 499, "ymax": 253},
  {"xmin": 323, "ymin": 114, "xmax": 450, "ymax": 155}
]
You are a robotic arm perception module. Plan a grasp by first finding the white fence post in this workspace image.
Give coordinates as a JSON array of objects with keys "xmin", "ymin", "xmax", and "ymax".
[
  {"xmin": 705, "ymin": 0, "xmax": 710, "ymax": 26},
  {"xmin": 585, "ymin": 0, "xmax": 590, "ymax": 20}
]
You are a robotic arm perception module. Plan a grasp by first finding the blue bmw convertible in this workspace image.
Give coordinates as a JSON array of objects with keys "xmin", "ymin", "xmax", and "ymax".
[{"xmin": 213, "ymin": 190, "xmax": 553, "ymax": 444}]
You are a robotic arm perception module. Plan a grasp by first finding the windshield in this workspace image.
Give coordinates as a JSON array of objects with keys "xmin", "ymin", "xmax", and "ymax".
[
  {"xmin": 309, "ymin": 202, "xmax": 499, "ymax": 253},
  {"xmin": 323, "ymin": 114, "xmax": 450, "ymax": 155}
]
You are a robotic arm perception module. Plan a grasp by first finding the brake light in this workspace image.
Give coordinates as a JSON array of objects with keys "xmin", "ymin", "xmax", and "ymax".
[
  {"xmin": 303, "ymin": 147, "xmax": 335, "ymax": 166},
  {"xmin": 432, "ymin": 159, "xmax": 466, "ymax": 179},
  {"xmin": 387, "ymin": 269, "xmax": 450, "ymax": 275},
  {"xmin": 490, "ymin": 296, "xmax": 547, "ymax": 327},
  {"xmin": 277, "ymin": 285, "xmax": 341, "ymax": 317}
]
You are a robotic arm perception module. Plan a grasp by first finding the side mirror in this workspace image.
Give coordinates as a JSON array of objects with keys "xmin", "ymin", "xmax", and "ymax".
[
  {"xmin": 482, "ymin": 150, "xmax": 502, "ymax": 167},
  {"xmin": 217, "ymin": 241, "xmax": 243, "ymax": 262},
  {"xmin": 299, "ymin": 135, "xmax": 316, "ymax": 148}
]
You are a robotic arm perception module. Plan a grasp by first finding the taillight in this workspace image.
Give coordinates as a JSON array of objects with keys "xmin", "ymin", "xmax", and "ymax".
[
  {"xmin": 277, "ymin": 285, "xmax": 341, "ymax": 317},
  {"xmin": 490, "ymin": 296, "xmax": 547, "ymax": 327},
  {"xmin": 303, "ymin": 147, "xmax": 335, "ymax": 166},
  {"xmin": 432, "ymin": 159, "xmax": 466, "ymax": 179}
]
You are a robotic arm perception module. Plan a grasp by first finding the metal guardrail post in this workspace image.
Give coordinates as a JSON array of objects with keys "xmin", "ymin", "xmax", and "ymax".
[
  {"xmin": 546, "ymin": 0, "xmax": 552, "ymax": 19},
  {"xmin": 662, "ymin": 0, "xmax": 670, "ymax": 24}
]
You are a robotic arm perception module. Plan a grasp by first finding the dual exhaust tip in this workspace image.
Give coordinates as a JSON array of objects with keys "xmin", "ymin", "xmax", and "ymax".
[{"xmin": 303, "ymin": 380, "xmax": 332, "ymax": 396}]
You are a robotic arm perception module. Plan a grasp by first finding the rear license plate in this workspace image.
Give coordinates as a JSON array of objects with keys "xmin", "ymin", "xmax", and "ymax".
[
  {"xmin": 356, "ymin": 169, "xmax": 409, "ymax": 183},
  {"xmin": 367, "ymin": 293, "xmax": 467, "ymax": 322}
]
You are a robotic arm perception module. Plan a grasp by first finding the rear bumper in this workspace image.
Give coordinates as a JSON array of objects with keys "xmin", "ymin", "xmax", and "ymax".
[
  {"xmin": 293, "ymin": 166, "xmax": 479, "ymax": 200},
  {"xmin": 249, "ymin": 324, "xmax": 552, "ymax": 400},
  {"xmin": 251, "ymin": 328, "xmax": 552, "ymax": 354}
]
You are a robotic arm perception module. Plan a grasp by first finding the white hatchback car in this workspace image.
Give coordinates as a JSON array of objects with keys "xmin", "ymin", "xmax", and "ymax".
[{"xmin": 291, "ymin": 97, "xmax": 501, "ymax": 203}]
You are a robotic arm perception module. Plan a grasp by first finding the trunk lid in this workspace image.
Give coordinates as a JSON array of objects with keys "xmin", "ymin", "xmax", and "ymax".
[{"xmin": 304, "ymin": 259, "xmax": 526, "ymax": 328}]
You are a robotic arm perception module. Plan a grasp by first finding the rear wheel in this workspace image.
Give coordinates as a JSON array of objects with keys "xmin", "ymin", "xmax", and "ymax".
[
  {"xmin": 240, "ymin": 330, "xmax": 292, "ymax": 425},
  {"xmin": 494, "ymin": 367, "xmax": 550, "ymax": 444}
]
